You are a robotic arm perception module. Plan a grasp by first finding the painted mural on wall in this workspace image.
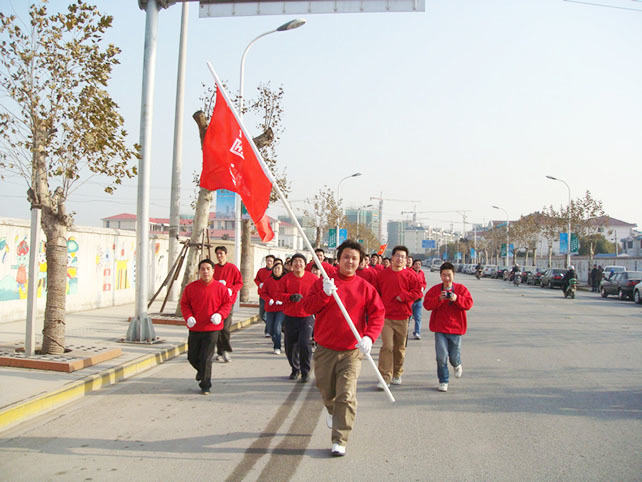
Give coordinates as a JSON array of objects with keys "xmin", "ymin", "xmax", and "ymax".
[{"xmin": 0, "ymin": 235, "xmax": 81, "ymax": 301}]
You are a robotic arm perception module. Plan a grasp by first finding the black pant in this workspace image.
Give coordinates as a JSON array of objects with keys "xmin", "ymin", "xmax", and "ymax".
[
  {"xmin": 188, "ymin": 330, "xmax": 219, "ymax": 391},
  {"xmin": 216, "ymin": 310, "xmax": 233, "ymax": 356},
  {"xmin": 283, "ymin": 315, "xmax": 314, "ymax": 376}
]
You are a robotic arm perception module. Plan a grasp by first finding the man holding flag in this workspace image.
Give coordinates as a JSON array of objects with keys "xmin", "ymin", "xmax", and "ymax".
[{"xmin": 303, "ymin": 240, "xmax": 385, "ymax": 456}]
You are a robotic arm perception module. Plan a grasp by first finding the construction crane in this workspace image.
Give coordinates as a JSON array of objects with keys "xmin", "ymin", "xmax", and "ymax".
[
  {"xmin": 401, "ymin": 209, "xmax": 471, "ymax": 235},
  {"xmin": 369, "ymin": 192, "xmax": 420, "ymax": 241}
]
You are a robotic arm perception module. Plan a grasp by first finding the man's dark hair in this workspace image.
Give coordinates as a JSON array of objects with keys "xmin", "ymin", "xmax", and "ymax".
[
  {"xmin": 337, "ymin": 239, "xmax": 364, "ymax": 262},
  {"xmin": 266, "ymin": 254, "xmax": 275, "ymax": 261},
  {"xmin": 291, "ymin": 253, "xmax": 307, "ymax": 264},
  {"xmin": 315, "ymin": 248, "xmax": 325, "ymax": 254},
  {"xmin": 198, "ymin": 259, "xmax": 215, "ymax": 269},
  {"xmin": 391, "ymin": 245, "xmax": 409, "ymax": 256},
  {"xmin": 215, "ymin": 245, "xmax": 227, "ymax": 254},
  {"xmin": 440, "ymin": 261, "xmax": 455, "ymax": 273}
]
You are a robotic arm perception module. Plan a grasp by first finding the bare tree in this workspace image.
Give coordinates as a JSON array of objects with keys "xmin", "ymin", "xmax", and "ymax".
[
  {"xmin": 0, "ymin": 2, "xmax": 138, "ymax": 354},
  {"xmin": 304, "ymin": 186, "xmax": 344, "ymax": 249},
  {"xmin": 569, "ymin": 190, "xmax": 606, "ymax": 271}
]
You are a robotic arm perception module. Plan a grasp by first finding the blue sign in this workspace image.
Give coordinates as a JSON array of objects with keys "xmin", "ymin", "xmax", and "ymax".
[
  {"xmin": 422, "ymin": 239, "xmax": 436, "ymax": 249},
  {"xmin": 470, "ymin": 248, "xmax": 476, "ymax": 259},
  {"xmin": 339, "ymin": 228, "xmax": 347, "ymax": 245},
  {"xmin": 455, "ymin": 252, "xmax": 462, "ymax": 260},
  {"xmin": 216, "ymin": 189, "xmax": 235, "ymax": 219}
]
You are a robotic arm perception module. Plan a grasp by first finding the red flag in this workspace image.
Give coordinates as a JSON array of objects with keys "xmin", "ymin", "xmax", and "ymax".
[
  {"xmin": 200, "ymin": 83, "xmax": 274, "ymax": 242},
  {"xmin": 377, "ymin": 244, "xmax": 388, "ymax": 255}
]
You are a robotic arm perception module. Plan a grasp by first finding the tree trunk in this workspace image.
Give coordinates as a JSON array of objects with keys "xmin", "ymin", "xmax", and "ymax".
[
  {"xmin": 547, "ymin": 244, "xmax": 553, "ymax": 267},
  {"xmin": 314, "ymin": 226, "xmax": 321, "ymax": 249},
  {"xmin": 533, "ymin": 247, "xmax": 538, "ymax": 266},
  {"xmin": 40, "ymin": 219, "xmax": 68, "ymax": 354},
  {"xmin": 240, "ymin": 219, "xmax": 252, "ymax": 302}
]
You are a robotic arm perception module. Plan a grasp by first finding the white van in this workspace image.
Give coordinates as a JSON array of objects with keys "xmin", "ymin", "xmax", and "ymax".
[{"xmin": 430, "ymin": 259, "xmax": 443, "ymax": 272}]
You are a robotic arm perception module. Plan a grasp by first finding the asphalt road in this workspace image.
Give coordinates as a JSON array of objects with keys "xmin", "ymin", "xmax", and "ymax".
[{"xmin": 1, "ymin": 271, "xmax": 640, "ymax": 481}]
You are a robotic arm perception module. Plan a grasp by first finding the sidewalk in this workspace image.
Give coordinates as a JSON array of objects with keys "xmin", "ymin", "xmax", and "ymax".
[{"xmin": 0, "ymin": 296, "xmax": 262, "ymax": 433}]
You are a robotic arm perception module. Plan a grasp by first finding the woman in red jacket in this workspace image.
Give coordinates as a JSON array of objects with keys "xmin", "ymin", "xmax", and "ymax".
[{"xmin": 260, "ymin": 261, "xmax": 286, "ymax": 354}]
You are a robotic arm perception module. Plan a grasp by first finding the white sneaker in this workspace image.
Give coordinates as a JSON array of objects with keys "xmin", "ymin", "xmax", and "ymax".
[
  {"xmin": 264, "ymin": 333, "xmax": 271, "ymax": 338},
  {"xmin": 376, "ymin": 380, "xmax": 390, "ymax": 390},
  {"xmin": 326, "ymin": 412, "xmax": 333, "ymax": 429},
  {"xmin": 273, "ymin": 349, "xmax": 281, "ymax": 355},
  {"xmin": 454, "ymin": 365, "xmax": 462, "ymax": 378},
  {"xmin": 391, "ymin": 377, "xmax": 402, "ymax": 385},
  {"xmin": 215, "ymin": 354, "xmax": 224, "ymax": 362},
  {"xmin": 223, "ymin": 352, "xmax": 231, "ymax": 362},
  {"xmin": 414, "ymin": 333, "xmax": 421, "ymax": 340},
  {"xmin": 438, "ymin": 382, "xmax": 448, "ymax": 392},
  {"xmin": 331, "ymin": 443, "xmax": 346, "ymax": 456}
]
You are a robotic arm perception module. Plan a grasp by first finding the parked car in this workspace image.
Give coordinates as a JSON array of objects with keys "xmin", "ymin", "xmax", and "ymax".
[
  {"xmin": 495, "ymin": 266, "xmax": 508, "ymax": 279},
  {"xmin": 430, "ymin": 259, "xmax": 443, "ymax": 272},
  {"xmin": 526, "ymin": 267, "xmax": 546, "ymax": 285},
  {"xmin": 602, "ymin": 265, "xmax": 626, "ymax": 281},
  {"xmin": 634, "ymin": 281, "xmax": 642, "ymax": 304},
  {"xmin": 482, "ymin": 264, "xmax": 497, "ymax": 277},
  {"xmin": 540, "ymin": 268, "xmax": 568, "ymax": 288},
  {"xmin": 600, "ymin": 271, "xmax": 642, "ymax": 300},
  {"xmin": 520, "ymin": 266, "xmax": 536, "ymax": 283}
]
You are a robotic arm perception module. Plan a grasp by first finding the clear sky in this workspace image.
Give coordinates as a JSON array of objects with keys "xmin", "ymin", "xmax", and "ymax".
[{"xmin": 1, "ymin": 0, "xmax": 641, "ymax": 235}]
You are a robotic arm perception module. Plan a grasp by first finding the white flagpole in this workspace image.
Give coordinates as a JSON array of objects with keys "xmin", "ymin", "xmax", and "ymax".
[{"xmin": 206, "ymin": 62, "xmax": 394, "ymax": 403}]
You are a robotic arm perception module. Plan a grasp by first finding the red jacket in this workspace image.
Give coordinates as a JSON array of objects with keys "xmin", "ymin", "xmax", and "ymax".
[
  {"xmin": 254, "ymin": 267, "xmax": 272, "ymax": 293},
  {"xmin": 356, "ymin": 267, "xmax": 378, "ymax": 286},
  {"xmin": 278, "ymin": 271, "xmax": 318, "ymax": 317},
  {"xmin": 260, "ymin": 275, "xmax": 284, "ymax": 313},
  {"xmin": 305, "ymin": 260, "xmax": 335, "ymax": 277},
  {"xmin": 180, "ymin": 279, "xmax": 233, "ymax": 332},
  {"xmin": 214, "ymin": 262, "xmax": 243, "ymax": 304},
  {"xmin": 374, "ymin": 268, "xmax": 423, "ymax": 320},
  {"xmin": 423, "ymin": 282, "xmax": 473, "ymax": 335},
  {"xmin": 302, "ymin": 272, "xmax": 385, "ymax": 351},
  {"xmin": 412, "ymin": 268, "xmax": 427, "ymax": 298}
]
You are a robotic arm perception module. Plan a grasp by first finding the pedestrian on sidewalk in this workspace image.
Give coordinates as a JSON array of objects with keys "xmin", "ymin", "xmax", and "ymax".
[
  {"xmin": 254, "ymin": 254, "xmax": 275, "ymax": 334},
  {"xmin": 278, "ymin": 253, "xmax": 317, "ymax": 382},
  {"xmin": 410, "ymin": 259, "xmax": 427, "ymax": 340},
  {"xmin": 374, "ymin": 245, "xmax": 423, "ymax": 389},
  {"xmin": 423, "ymin": 261, "xmax": 474, "ymax": 392},
  {"xmin": 302, "ymin": 239, "xmax": 385, "ymax": 457},
  {"xmin": 213, "ymin": 246, "xmax": 243, "ymax": 363},
  {"xmin": 590, "ymin": 264, "xmax": 601, "ymax": 292},
  {"xmin": 260, "ymin": 261, "xmax": 285, "ymax": 354},
  {"xmin": 181, "ymin": 259, "xmax": 233, "ymax": 395}
]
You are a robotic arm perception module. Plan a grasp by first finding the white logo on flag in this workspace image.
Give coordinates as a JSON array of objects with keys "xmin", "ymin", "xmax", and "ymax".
[{"xmin": 230, "ymin": 130, "xmax": 244, "ymax": 160}]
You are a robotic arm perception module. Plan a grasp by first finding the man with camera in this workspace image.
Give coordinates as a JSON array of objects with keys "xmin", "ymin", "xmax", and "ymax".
[{"xmin": 423, "ymin": 261, "xmax": 474, "ymax": 392}]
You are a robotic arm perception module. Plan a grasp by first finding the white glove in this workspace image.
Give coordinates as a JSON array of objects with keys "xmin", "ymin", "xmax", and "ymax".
[
  {"xmin": 259, "ymin": 282, "xmax": 264, "ymax": 288},
  {"xmin": 275, "ymin": 300, "xmax": 283, "ymax": 306},
  {"xmin": 218, "ymin": 279, "xmax": 226, "ymax": 286},
  {"xmin": 269, "ymin": 299, "xmax": 275, "ymax": 306},
  {"xmin": 186, "ymin": 316, "xmax": 196, "ymax": 328},
  {"xmin": 227, "ymin": 288, "xmax": 233, "ymax": 297},
  {"xmin": 356, "ymin": 335, "xmax": 373, "ymax": 355},
  {"xmin": 211, "ymin": 313, "xmax": 222, "ymax": 325},
  {"xmin": 323, "ymin": 278, "xmax": 337, "ymax": 296}
]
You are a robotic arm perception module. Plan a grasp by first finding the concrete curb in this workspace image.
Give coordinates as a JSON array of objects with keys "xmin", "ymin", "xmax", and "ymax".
[{"xmin": 0, "ymin": 314, "xmax": 262, "ymax": 433}]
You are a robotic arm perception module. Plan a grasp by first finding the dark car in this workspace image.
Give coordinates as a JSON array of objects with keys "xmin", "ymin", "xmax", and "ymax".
[
  {"xmin": 495, "ymin": 266, "xmax": 508, "ymax": 279},
  {"xmin": 527, "ymin": 267, "xmax": 546, "ymax": 285},
  {"xmin": 600, "ymin": 271, "xmax": 642, "ymax": 300},
  {"xmin": 520, "ymin": 266, "xmax": 536, "ymax": 283},
  {"xmin": 540, "ymin": 268, "xmax": 568, "ymax": 288}
]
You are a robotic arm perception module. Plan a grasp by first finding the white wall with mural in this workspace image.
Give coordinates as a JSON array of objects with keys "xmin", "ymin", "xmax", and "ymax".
[{"xmin": 0, "ymin": 217, "xmax": 171, "ymax": 322}]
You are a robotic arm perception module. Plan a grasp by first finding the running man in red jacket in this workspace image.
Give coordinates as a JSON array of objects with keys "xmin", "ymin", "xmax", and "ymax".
[
  {"xmin": 213, "ymin": 246, "xmax": 243, "ymax": 362},
  {"xmin": 423, "ymin": 261, "xmax": 474, "ymax": 392},
  {"xmin": 181, "ymin": 259, "xmax": 233, "ymax": 395},
  {"xmin": 374, "ymin": 245, "xmax": 423, "ymax": 389},
  {"xmin": 303, "ymin": 239, "xmax": 385, "ymax": 457}
]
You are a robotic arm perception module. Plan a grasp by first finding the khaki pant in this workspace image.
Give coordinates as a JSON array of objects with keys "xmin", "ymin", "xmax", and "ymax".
[
  {"xmin": 378, "ymin": 318, "xmax": 409, "ymax": 383},
  {"xmin": 314, "ymin": 345, "xmax": 362, "ymax": 446}
]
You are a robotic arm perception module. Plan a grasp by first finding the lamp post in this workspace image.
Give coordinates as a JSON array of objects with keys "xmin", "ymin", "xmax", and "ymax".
[
  {"xmin": 546, "ymin": 175, "xmax": 572, "ymax": 268},
  {"xmin": 336, "ymin": 172, "xmax": 362, "ymax": 251},
  {"xmin": 234, "ymin": 18, "xmax": 306, "ymax": 305},
  {"xmin": 492, "ymin": 205, "xmax": 509, "ymax": 266}
]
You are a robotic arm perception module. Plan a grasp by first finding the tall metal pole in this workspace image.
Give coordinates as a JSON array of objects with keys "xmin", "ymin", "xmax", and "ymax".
[
  {"xmin": 128, "ymin": 0, "xmax": 160, "ymax": 342},
  {"xmin": 236, "ymin": 19, "xmax": 306, "ymax": 307},
  {"xmin": 546, "ymin": 175, "xmax": 572, "ymax": 268},
  {"xmin": 25, "ymin": 207, "xmax": 40, "ymax": 355},
  {"xmin": 492, "ymin": 205, "xmax": 509, "ymax": 266},
  {"xmin": 168, "ymin": 1, "xmax": 189, "ymax": 301}
]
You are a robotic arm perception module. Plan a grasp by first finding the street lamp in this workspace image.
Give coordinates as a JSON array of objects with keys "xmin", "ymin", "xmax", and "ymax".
[
  {"xmin": 492, "ymin": 205, "xmax": 509, "ymax": 266},
  {"xmin": 336, "ymin": 172, "xmax": 362, "ymax": 251},
  {"xmin": 546, "ymin": 175, "xmax": 572, "ymax": 268},
  {"xmin": 233, "ymin": 18, "xmax": 306, "ymax": 300}
]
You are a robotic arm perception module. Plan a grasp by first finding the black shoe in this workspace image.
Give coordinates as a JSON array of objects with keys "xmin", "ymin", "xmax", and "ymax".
[
  {"xmin": 300, "ymin": 373, "xmax": 310, "ymax": 383},
  {"xmin": 289, "ymin": 369, "xmax": 300, "ymax": 380},
  {"xmin": 195, "ymin": 372, "xmax": 202, "ymax": 381}
]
